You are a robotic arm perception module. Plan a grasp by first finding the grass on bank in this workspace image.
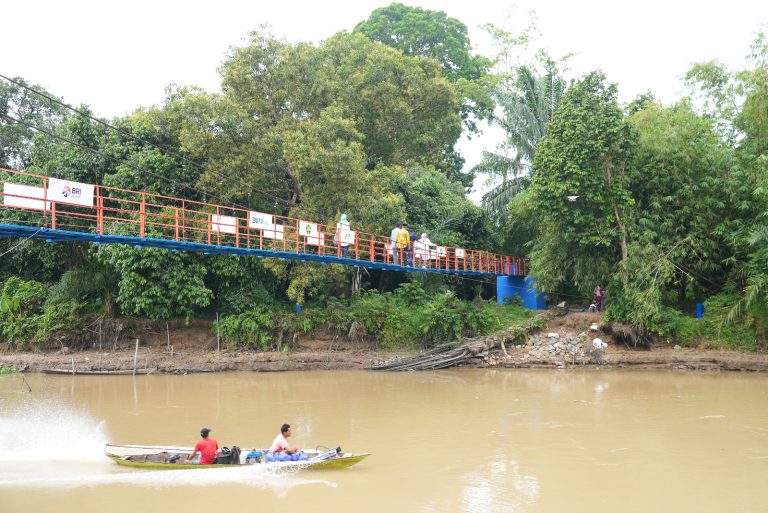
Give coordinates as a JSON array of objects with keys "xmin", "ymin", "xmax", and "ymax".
[
  {"xmin": 214, "ymin": 282, "xmax": 532, "ymax": 351},
  {"xmin": 0, "ymin": 365, "xmax": 18, "ymax": 375},
  {"xmin": 660, "ymin": 294, "xmax": 766, "ymax": 351}
]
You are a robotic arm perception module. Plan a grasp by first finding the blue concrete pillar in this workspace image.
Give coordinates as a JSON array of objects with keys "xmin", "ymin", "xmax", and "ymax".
[{"xmin": 496, "ymin": 275, "xmax": 546, "ymax": 310}]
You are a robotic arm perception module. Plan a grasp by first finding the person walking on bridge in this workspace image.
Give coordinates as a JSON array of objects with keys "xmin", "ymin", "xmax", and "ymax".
[
  {"xmin": 396, "ymin": 224, "xmax": 411, "ymax": 266},
  {"xmin": 390, "ymin": 223, "xmax": 401, "ymax": 264},
  {"xmin": 418, "ymin": 232, "xmax": 434, "ymax": 268},
  {"xmin": 335, "ymin": 213, "xmax": 351, "ymax": 258}
]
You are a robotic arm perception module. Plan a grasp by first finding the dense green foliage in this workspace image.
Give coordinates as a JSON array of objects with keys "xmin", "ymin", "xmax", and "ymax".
[
  {"xmin": 0, "ymin": 364, "xmax": 17, "ymax": 374},
  {"xmin": 528, "ymin": 71, "xmax": 633, "ymax": 291},
  {"xmin": 0, "ymin": 5, "xmax": 765, "ymax": 351},
  {"xmin": 214, "ymin": 282, "xmax": 531, "ymax": 350},
  {"xmin": 0, "ymin": 277, "xmax": 84, "ymax": 348},
  {"xmin": 515, "ymin": 36, "xmax": 767, "ymax": 347}
]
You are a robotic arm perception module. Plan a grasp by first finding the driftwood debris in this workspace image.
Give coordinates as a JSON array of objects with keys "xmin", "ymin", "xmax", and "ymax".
[
  {"xmin": 369, "ymin": 309, "xmax": 563, "ymax": 371},
  {"xmin": 42, "ymin": 368, "xmax": 156, "ymax": 375}
]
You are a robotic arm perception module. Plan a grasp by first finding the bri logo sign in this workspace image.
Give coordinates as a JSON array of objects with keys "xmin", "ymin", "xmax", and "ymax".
[
  {"xmin": 47, "ymin": 178, "xmax": 94, "ymax": 207},
  {"xmin": 61, "ymin": 186, "xmax": 82, "ymax": 199}
]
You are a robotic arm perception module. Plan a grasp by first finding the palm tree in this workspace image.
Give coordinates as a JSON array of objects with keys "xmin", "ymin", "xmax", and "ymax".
[
  {"xmin": 475, "ymin": 60, "xmax": 566, "ymax": 215},
  {"xmin": 729, "ymin": 209, "xmax": 768, "ymax": 322}
]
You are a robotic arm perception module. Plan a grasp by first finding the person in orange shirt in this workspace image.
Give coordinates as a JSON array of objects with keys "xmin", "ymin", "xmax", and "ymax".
[{"xmin": 187, "ymin": 427, "xmax": 219, "ymax": 464}]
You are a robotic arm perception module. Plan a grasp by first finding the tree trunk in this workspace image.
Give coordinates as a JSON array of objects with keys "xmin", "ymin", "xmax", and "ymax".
[
  {"xmin": 603, "ymin": 157, "xmax": 628, "ymax": 263},
  {"xmin": 284, "ymin": 163, "xmax": 303, "ymax": 206},
  {"xmin": 352, "ymin": 268, "xmax": 361, "ymax": 295}
]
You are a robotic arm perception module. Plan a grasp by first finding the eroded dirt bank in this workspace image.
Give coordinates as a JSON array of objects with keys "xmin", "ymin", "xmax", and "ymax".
[{"xmin": 2, "ymin": 312, "xmax": 767, "ymax": 373}]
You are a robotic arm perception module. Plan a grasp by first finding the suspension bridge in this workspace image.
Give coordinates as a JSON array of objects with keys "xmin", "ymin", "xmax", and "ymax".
[{"xmin": 0, "ymin": 169, "xmax": 545, "ymax": 308}]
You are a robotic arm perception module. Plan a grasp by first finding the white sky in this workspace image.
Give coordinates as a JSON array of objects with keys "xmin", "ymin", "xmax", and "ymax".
[{"xmin": 2, "ymin": 0, "xmax": 767, "ymax": 200}]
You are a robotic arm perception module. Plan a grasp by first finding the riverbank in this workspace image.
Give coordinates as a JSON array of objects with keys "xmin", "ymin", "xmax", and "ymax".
[{"xmin": 1, "ymin": 311, "xmax": 767, "ymax": 373}]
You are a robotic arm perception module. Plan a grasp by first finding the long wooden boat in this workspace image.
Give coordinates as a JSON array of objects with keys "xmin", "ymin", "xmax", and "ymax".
[
  {"xmin": 43, "ymin": 368, "xmax": 156, "ymax": 375},
  {"xmin": 105, "ymin": 443, "xmax": 369, "ymax": 470}
]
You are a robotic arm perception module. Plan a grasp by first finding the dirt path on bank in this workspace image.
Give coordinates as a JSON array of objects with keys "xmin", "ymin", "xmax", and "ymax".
[{"xmin": 1, "ymin": 312, "xmax": 767, "ymax": 373}]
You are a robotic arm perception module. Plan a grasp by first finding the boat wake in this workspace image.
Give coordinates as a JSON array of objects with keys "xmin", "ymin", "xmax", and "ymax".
[
  {"xmin": 0, "ymin": 398, "xmax": 107, "ymax": 462},
  {"xmin": 0, "ymin": 463, "xmax": 337, "ymax": 490},
  {"xmin": 0, "ymin": 400, "xmax": 334, "ymax": 491}
]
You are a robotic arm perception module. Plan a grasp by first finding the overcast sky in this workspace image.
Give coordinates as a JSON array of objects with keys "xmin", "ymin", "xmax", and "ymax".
[{"xmin": 2, "ymin": 0, "xmax": 766, "ymax": 199}]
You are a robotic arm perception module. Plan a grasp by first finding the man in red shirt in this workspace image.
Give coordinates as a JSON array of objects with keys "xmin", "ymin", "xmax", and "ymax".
[{"xmin": 187, "ymin": 427, "xmax": 219, "ymax": 464}]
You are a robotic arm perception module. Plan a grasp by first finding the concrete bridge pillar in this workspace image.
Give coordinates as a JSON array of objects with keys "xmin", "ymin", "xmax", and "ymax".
[{"xmin": 496, "ymin": 275, "xmax": 546, "ymax": 310}]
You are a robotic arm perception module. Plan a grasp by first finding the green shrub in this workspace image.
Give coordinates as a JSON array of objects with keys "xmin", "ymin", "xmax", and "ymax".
[
  {"xmin": 0, "ymin": 365, "xmax": 17, "ymax": 375},
  {"xmin": 662, "ymin": 295, "xmax": 759, "ymax": 350},
  {"xmin": 1, "ymin": 278, "xmax": 84, "ymax": 349},
  {"xmin": 699, "ymin": 294, "xmax": 759, "ymax": 350},
  {"xmin": 214, "ymin": 307, "xmax": 275, "ymax": 350},
  {"xmin": 212, "ymin": 286, "xmax": 534, "ymax": 351}
]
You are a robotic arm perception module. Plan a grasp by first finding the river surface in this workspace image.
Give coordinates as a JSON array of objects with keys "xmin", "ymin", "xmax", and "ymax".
[{"xmin": 0, "ymin": 369, "xmax": 766, "ymax": 513}]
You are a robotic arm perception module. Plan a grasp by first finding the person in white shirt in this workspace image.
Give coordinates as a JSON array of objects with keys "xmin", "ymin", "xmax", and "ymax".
[
  {"xmin": 270, "ymin": 423, "xmax": 299, "ymax": 454},
  {"xmin": 419, "ymin": 233, "xmax": 434, "ymax": 268},
  {"xmin": 335, "ymin": 213, "xmax": 351, "ymax": 258},
  {"xmin": 390, "ymin": 223, "xmax": 402, "ymax": 264}
]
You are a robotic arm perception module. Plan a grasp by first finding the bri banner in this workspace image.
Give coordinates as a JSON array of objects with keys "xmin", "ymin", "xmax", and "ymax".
[{"xmin": 47, "ymin": 178, "xmax": 94, "ymax": 207}]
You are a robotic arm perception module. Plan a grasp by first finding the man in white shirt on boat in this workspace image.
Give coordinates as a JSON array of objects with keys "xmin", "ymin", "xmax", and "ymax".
[{"xmin": 270, "ymin": 423, "xmax": 299, "ymax": 454}]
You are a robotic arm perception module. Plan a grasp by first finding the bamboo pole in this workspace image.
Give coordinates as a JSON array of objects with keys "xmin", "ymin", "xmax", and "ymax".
[
  {"xmin": 133, "ymin": 339, "xmax": 139, "ymax": 376},
  {"xmin": 21, "ymin": 374, "xmax": 32, "ymax": 392},
  {"xmin": 216, "ymin": 312, "xmax": 220, "ymax": 352}
]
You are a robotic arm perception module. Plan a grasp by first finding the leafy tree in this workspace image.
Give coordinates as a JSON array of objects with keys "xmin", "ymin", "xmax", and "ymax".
[
  {"xmin": 96, "ymin": 245, "xmax": 212, "ymax": 321},
  {"xmin": 627, "ymin": 101, "xmax": 750, "ymax": 304},
  {"xmin": 736, "ymin": 33, "xmax": 768, "ymax": 161},
  {"xmin": 205, "ymin": 255, "xmax": 285, "ymax": 315},
  {"xmin": 0, "ymin": 77, "xmax": 67, "ymax": 169},
  {"xmin": 185, "ymin": 30, "xmax": 465, "ymax": 212},
  {"xmin": 685, "ymin": 33, "xmax": 768, "ymax": 333},
  {"xmin": 528, "ymin": 71, "xmax": 634, "ymax": 293},
  {"xmin": 685, "ymin": 32, "xmax": 768, "ymax": 155},
  {"xmin": 318, "ymin": 32, "xmax": 464, "ymax": 173},
  {"xmin": 355, "ymin": 3, "xmax": 489, "ymax": 82},
  {"xmin": 354, "ymin": 2, "xmax": 494, "ymax": 138},
  {"xmin": 400, "ymin": 166, "xmax": 495, "ymax": 249},
  {"xmin": 728, "ymin": 156, "xmax": 768, "ymax": 322},
  {"xmin": 28, "ymin": 108, "xmax": 113, "ymax": 185}
]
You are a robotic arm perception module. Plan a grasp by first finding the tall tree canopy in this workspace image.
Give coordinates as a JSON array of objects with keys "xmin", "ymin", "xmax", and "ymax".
[
  {"xmin": 354, "ymin": 3, "xmax": 490, "ymax": 82},
  {"xmin": 0, "ymin": 77, "xmax": 67, "ymax": 169},
  {"xmin": 179, "ymin": 29, "xmax": 464, "ymax": 221},
  {"xmin": 528, "ymin": 71, "xmax": 634, "ymax": 292},
  {"xmin": 354, "ymin": 2, "xmax": 494, "ymax": 157}
]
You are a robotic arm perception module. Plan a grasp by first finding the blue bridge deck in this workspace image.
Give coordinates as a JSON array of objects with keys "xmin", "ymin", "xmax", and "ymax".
[{"xmin": 0, "ymin": 224, "xmax": 518, "ymax": 277}]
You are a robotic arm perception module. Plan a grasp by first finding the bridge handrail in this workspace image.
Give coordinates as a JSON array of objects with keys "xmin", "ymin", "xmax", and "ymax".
[{"xmin": 0, "ymin": 168, "xmax": 527, "ymax": 275}]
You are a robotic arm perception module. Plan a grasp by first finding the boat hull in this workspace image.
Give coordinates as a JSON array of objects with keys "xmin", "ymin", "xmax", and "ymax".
[{"xmin": 105, "ymin": 444, "xmax": 369, "ymax": 470}]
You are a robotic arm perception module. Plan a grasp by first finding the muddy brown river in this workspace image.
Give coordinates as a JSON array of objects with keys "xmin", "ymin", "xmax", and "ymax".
[{"xmin": 0, "ymin": 370, "xmax": 766, "ymax": 513}]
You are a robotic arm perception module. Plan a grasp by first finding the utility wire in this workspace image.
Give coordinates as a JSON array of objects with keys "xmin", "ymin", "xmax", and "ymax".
[
  {"xmin": 0, "ymin": 228, "xmax": 43, "ymax": 258},
  {"xmin": 0, "ymin": 73, "xmax": 290, "ymax": 207}
]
